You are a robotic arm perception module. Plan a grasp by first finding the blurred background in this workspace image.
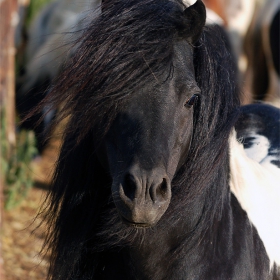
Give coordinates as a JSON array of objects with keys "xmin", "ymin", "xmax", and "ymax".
[{"xmin": 0, "ymin": 0, "xmax": 279, "ymax": 279}]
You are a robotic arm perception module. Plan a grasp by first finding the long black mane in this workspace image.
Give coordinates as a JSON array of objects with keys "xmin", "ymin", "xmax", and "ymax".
[{"xmin": 41, "ymin": 0, "xmax": 241, "ymax": 279}]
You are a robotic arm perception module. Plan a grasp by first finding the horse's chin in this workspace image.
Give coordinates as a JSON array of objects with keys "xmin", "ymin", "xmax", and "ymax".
[{"xmin": 120, "ymin": 216, "xmax": 155, "ymax": 228}]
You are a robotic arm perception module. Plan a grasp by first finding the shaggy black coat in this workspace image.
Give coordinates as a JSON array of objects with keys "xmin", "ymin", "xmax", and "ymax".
[{"xmin": 39, "ymin": 0, "xmax": 277, "ymax": 279}]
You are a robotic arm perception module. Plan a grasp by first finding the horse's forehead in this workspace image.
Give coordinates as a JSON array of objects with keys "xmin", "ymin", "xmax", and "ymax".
[
  {"xmin": 173, "ymin": 40, "xmax": 194, "ymax": 62},
  {"xmin": 172, "ymin": 41, "xmax": 196, "ymax": 80},
  {"xmin": 119, "ymin": 41, "xmax": 197, "ymax": 111}
]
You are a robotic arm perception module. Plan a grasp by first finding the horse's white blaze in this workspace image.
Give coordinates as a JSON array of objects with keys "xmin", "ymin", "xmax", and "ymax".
[{"xmin": 229, "ymin": 131, "xmax": 280, "ymax": 268}]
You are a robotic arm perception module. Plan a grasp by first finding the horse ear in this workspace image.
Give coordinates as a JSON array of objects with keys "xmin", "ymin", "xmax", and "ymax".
[{"xmin": 183, "ymin": 0, "xmax": 206, "ymax": 44}]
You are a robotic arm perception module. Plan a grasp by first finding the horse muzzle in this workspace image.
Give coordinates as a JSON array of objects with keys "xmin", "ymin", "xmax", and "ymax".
[{"xmin": 112, "ymin": 167, "xmax": 172, "ymax": 227}]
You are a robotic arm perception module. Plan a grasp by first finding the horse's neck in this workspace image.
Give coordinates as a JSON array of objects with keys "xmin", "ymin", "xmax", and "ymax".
[
  {"xmin": 127, "ymin": 193, "xmax": 209, "ymax": 278},
  {"xmin": 124, "ymin": 206, "xmax": 268, "ymax": 280},
  {"xmin": 123, "ymin": 178, "xmax": 232, "ymax": 278},
  {"xmin": 121, "ymin": 173, "xmax": 270, "ymax": 279},
  {"xmin": 96, "ymin": 151, "xmax": 271, "ymax": 279}
]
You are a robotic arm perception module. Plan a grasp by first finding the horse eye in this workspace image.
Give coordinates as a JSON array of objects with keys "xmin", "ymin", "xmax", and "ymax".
[{"xmin": 184, "ymin": 94, "xmax": 199, "ymax": 108}]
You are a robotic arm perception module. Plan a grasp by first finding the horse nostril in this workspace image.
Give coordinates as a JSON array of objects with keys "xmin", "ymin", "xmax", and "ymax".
[
  {"xmin": 152, "ymin": 178, "xmax": 170, "ymax": 203},
  {"xmin": 157, "ymin": 178, "xmax": 168, "ymax": 197},
  {"xmin": 122, "ymin": 173, "xmax": 138, "ymax": 201},
  {"xmin": 121, "ymin": 173, "xmax": 170, "ymax": 204}
]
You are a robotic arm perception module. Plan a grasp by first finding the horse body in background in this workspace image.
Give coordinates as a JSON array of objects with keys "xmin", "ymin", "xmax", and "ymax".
[
  {"xmin": 16, "ymin": 0, "xmax": 101, "ymax": 151},
  {"xmin": 201, "ymin": 0, "xmax": 280, "ymax": 106},
  {"xmin": 244, "ymin": 0, "xmax": 280, "ymax": 106},
  {"xmin": 25, "ymin": 0, "xmax": 97, "ymax": 62},
  {"xmin": 230, "ymin": 103, "xmax": 280, "ymax": 268},
  {"xmin": 202, "ymin": 0, "xmax": 257, "ymax": 68},
  {"xmin": 40, "ymin": 0, "xmax": 280, "ymax": 279}
]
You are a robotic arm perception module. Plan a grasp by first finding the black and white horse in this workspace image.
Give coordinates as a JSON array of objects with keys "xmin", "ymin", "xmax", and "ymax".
[
  {"xmin": 37, "ymin": 0, "xmax": 280, "ymax": 279},
  {"xmin": 231, "ymin": 103, "xmax": 280, "ymax": 271}
]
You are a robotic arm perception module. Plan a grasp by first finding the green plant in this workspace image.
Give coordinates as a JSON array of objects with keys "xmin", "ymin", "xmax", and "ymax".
[
  {"xmin": 26, "ymin": 0, "xmax": 54, "ymax": 26},
  {"xmin": 1, "ymin": 110, "xmax": 38, "ymax": 209}
]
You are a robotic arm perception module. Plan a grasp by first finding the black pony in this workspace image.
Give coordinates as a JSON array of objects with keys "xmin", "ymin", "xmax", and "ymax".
[{"xmin": 41, "ymin": 0, "xmax": 278, "ymax": 279}]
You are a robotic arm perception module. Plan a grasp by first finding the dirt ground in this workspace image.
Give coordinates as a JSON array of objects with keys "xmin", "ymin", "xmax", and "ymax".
[
  {"xmin": 2, "ymin": 187, "xmax": 49, "ymax": 280},
  {"xmin": 2, "ymin": 138, "xmax": 60, "ymax": 280}
]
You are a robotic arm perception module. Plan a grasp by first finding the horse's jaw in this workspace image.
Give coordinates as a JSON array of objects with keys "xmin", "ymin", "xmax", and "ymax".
[{"xmin": 120, "ymin": 216, "xmax": 154, "ymax": 228}]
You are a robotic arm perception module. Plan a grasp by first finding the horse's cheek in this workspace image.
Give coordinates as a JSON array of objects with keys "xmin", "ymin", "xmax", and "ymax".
[
  {"xmin": 176, "ymin": 113, "xmax": 194, "ymax": 168},
  {"xmin": 166, "ymin": 118, "xmax": 193, "ymax": 176}
]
